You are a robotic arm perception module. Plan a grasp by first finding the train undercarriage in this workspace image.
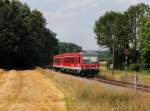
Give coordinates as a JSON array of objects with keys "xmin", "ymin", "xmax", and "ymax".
[{"xmin": 54, "ymin": 67, "xmax": 99, "ymax": 77}]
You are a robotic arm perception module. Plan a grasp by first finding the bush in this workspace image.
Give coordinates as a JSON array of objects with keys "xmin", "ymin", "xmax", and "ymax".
[{"xmin": 128, "ymin": 63, "xmax": 140, "ymax": 71}]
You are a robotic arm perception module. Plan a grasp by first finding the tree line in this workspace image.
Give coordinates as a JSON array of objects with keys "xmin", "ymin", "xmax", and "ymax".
[
  {"xmin": 94, "ymin": 3, "xmax": 150, "ymax": 71},
  {"xmin": 0, "ymin": 0, "xmax": 58, "ymax": 69}
]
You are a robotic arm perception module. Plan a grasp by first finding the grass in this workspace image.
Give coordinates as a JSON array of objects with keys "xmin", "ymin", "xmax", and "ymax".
[
  {"xmin": 0, "ymin": 69, "xmax": 67, "ymax": 111},
  {"xmin": 100, "ymin": 64, "xmax": 150, "ymax": 85},
  {"xmin": 43, "ymin": 69, "xmax": 150, "ymax": 111}
]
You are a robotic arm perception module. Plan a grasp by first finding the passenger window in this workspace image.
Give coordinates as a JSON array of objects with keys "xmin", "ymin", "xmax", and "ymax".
[{"xmin": 78, "ymin": 57, "xmax": 80, "ymax": 63}]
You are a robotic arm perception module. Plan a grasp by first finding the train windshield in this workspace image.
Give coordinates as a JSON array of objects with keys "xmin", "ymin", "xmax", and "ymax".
[
  {"xmin": 82, "ymin": 51, "xmax": 98, "ymax": 64},
  {"xmin": 83, "ymin": 56, "xmax": 90, "ymax": 64},
  {"xmin": 90, "ymin": 56, "xmax": 98, "ymax": 64}
]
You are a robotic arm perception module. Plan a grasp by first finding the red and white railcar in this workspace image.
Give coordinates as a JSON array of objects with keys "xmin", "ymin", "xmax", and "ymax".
[{"xmin": 53, "ymin": 51, "xmax": 100, "ymax": 76}]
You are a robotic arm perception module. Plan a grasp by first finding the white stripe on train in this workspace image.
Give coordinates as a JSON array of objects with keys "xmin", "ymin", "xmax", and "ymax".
[{"xmin": 53, "ymin": 65, "xmax": 81, "ymax": 70}]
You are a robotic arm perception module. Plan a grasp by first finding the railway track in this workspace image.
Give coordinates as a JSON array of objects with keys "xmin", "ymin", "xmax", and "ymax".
[
  {"xmin": 91, "ymin": 76, "xmax": 150, "ymax": 93},
  {"xmin": 50, "ymin": 70, "xmax": 150, "ymax": 93}
]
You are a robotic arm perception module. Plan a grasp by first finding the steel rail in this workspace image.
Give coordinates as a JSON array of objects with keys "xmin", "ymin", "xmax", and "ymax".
[{"xmin": 91, "ymin": 76, "xmax": 150, "ymax": 93}]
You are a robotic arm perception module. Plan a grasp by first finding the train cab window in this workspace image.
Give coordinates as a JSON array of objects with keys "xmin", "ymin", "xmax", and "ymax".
[
  {"xmin": 83, "ymin": 56, "xmax": 98, "ymax": 64},
  {"xmin": 83, "ymin": 56, "xmax": 90, "ymax": 64},
  {"xmin": 90, "ymin": 56, "xmax": 98, "ymax": 64}
]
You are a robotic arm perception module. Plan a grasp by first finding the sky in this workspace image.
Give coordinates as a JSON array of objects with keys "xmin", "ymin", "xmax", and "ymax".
[{"xmin": 20, "ymin": 0, "xmax": 150, "ymax": 50}]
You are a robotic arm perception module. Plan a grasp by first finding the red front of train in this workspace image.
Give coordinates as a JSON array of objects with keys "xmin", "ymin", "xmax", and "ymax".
[{"xmin": 53, "ymin": 51, "xmax": 100, "ymax": 76}]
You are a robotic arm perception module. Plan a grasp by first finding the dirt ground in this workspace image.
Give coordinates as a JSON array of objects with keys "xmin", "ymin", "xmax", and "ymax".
[{"xmin": 0, "ymin": 69, "xmax": 66, "ymax": 111}]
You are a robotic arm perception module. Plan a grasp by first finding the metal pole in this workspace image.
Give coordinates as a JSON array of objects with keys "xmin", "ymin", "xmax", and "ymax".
[
  {"xmin": 134, "ymin": 73, "xmax": 138, "ymax": 92},
  {"xmin": 112, "ymin": 35, "xmax": 115, "ymax": 76},
  {"xmin": 89, "ymin": 55, "xmax": 91, "ymax": 76},
  {"xmin": 108, "ymin": 20, "xmax": 115, "ymax": 77},
  {"xmin": 134, "ymin": 18, "xmax": 138, "ymax": 93},
  {"xmin": 125, "ymin": 50, "xmax": 128, "ymax": 72}
]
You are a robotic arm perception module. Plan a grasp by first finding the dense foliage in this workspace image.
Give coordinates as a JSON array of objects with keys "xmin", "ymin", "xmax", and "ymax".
[
  {"xmin": 0, "ymin": 0, "xmax": 58, "ymax": 69},
  {"xmin": 58, "ymin": 42, "xmax": 82, "ymax": 54},
  {"xmin": 94, "ymin": 11, "xmax": 128, "ymax": 69},
  {"xmin": 139, "ymin": 17, "xmax": 150, "ymax": 70},
  {"xmin": 94, "ymin": 11, "xmax": 129, "ymax": 52},
  {"xmin": 94, "ymin": 3, "xmax": 150, "ymax": 71},
  {"xmin": 125, "ymin": 3, "xmax": 150, "ymax": 64}
]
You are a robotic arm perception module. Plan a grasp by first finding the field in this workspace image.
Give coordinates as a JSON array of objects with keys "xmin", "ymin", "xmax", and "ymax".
[
  {"xmin": 45, "ymin": 70, "xmax": 150, "ymax": 111},
  {"xmin": 100, "ymin": 64, "xmax": 150, "ymax": 85},
  {"xmin": 0, "ymin": 69, "xmax": 66, "ymax": 111},
  {"xmin": 0, "ymin": 68, "xmax": 149, "ymax": 111}
]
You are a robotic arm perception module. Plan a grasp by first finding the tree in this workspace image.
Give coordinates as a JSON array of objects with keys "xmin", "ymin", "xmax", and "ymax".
[
  {"xmin": 125, "ymin": 3, "xmax": 150, "ymax": 63},
  {"xmin": 139, "ymin": 17, "xmax": 150, "ymax": 70},
  {"xmin": 94, "ymin": 11, "xmax": 129, "ymax": 69},
  {"xmin": 94, "ymin": 11, "xmax": 129, "ymax": 52},
  {"xmin": 94, "ymin": 3, "xmax": 150, "ymax": 70},
  {"xmin": 0, "ymin": 0, "xmax": 58, "ymax": 69},
  {"xmin": 58, "ymin": 42, "xmax": 82, "ymax": 54}
]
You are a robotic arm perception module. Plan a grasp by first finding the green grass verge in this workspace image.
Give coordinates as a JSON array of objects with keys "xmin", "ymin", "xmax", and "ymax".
[{"xmin": 100, "ymin": 64, "xmax": 150, "ymax": 85}]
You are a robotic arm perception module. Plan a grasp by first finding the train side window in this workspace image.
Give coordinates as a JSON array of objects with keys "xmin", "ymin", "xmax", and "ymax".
[
  {"xmin": 69, "ymin": 57, "xmax": 73, "ymax": 63},
  {"xmin": 64, "ymin": 57, "xmax": 68, "ymax": 63},
  {"xmin": 75, "ymin": 57, "xmax": 77, "ymax": 63},
  {"xmin": 69, "ymin": 57, "xmax": 71, "ymax": 63},
  {"xmin": 66, "ymin": 57, "xmax": 69, "ymax": 63},
  {"xmin": 76, "ymin": 57, "xmax": 78, "ymax": 63},
  {"xmin": 64, "ymin": 58, "xmax": 66, "ymax": 63},
  {"xmin": 78, "ymin": 57, "xmax": 80, "ymax": 63},
  {"xmin": 68, "ymin": 57, "xmax": 70, "ymax": 63},
  {"xmin": 55, "ymin": 58, "xmax": 61, "ymax": 63},
  {"xmin": 67, "ymin": 57, "xmax": 73, "ymax": 63},
  {"xmin": 68, "ymin": 58, "xmax": 70, "ymax": 63},
  {"xmin": 64, "ymin": 57, "xmax": 75, "ymax": 63},
  {"xmin": 58, "ymin": 58, "xmax": 61, "ymax": 63},
  {"xmin": 72, "ymin": 57, "xmax": 74, "ymax": 63},
  {"xmin": 66, "ymin": 57, "xmax": 70, "ymax": 63},
  {"xmin": 55, "ymin": 58, "xmax": 57, "ymax": 63},
  {"xmin": 71, "ymin": 57, "xmax": 74, "ymax": 63}
]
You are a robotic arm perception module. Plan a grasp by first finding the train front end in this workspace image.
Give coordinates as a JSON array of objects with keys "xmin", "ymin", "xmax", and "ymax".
[{"xmin": 81, "ymin": 51, "xmax": 100, "ymax": 76}]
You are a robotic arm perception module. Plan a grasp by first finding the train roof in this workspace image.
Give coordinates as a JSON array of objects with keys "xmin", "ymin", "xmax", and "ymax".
[
  {"xmin": 82, "ymin": 51, "xmax": 98, "ymax": 56},
  {"xmin": 54, "ymin": 52, "xmax": 81, "ymax": 58},
  {"xmin": 54, "ymin": 51, "xmax": 98, "ymax": 58}
]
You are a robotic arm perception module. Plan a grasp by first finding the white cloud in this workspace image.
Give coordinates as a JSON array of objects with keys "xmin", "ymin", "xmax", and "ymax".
[
  {"xmin": 43, "ymin": 0, "xmax": 101, "ymax": 22},
  {"xmin": 114, "ymin": 0, "xmax": 127, "ymax": 4},
  {"xmin": 67, "ymin": 0, "xmax": 99, "ymax": 9},
  {"xmin": 114, "ymin": 0, "xmax": 149, "ymax": 5},
  {"xmin": 44, "ymin": 11, "xmax": 65, "ymax": 21},
  {"xmin": 42, "ymin": 0, "xmax": 100, "ymax": 10},
  {"xmin": 130, "ymin": 0, "xmax": 148, "ymax": 5}
]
